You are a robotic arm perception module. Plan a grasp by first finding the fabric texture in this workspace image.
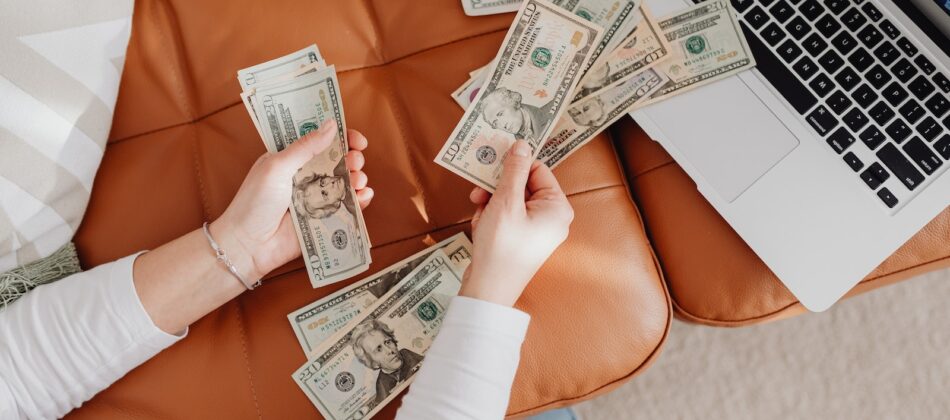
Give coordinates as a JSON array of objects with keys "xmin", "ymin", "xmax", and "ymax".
[
  {"xmin": 0, "ymin": 0, "xmax": 133, "ymax": 273},
  {"xmin": 0, "ymin": 253, "xmax": 183, "ymax": 420},
  {"xmin": 396, "ymin": 296, "xmax": 531, "ymax": 420}
]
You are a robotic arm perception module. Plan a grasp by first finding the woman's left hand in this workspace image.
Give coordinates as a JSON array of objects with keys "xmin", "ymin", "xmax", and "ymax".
[{"xmin": 211, "ymin": 120, "xmax": 373, "ymax": 281}]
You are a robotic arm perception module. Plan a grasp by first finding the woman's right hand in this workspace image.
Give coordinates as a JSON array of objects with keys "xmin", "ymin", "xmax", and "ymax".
[{"xmin": 461, "ymin": 140, "xmax": 574, "ymax": 307}]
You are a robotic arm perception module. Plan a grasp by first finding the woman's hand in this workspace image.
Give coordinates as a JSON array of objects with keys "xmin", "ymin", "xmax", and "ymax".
[
  {"xmin": 211, "ymin": 120, "xmax": 373, "ymax": 281},
  {"xmin": 461, "ymin": 140, "xmax": 574, "ymax": 307}
]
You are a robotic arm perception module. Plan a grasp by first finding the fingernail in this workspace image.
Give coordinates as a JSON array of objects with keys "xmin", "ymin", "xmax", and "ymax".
[{"xmin": 512, "ymin": 140, "xmax": 530, "ymax": 157}]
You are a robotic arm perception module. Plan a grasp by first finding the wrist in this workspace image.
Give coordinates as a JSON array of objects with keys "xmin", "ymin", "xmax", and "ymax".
[
  {"xmin": 459, "ymin": 270, "xmax": 522, "ymax": 307},
  {"xmin": 208, "ymin": 218, "xmax": 264, "ymax": 284}
]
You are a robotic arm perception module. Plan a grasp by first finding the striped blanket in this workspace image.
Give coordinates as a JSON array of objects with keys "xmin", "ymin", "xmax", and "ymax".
[{"xmin": 0, "ymin": 0, "xmax": 134, "ymax": 304}]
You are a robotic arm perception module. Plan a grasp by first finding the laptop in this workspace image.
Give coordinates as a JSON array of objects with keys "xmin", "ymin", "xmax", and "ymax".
[{"xmin": 631, "ymin": 0, "xmax": 950, "ymax": 311}]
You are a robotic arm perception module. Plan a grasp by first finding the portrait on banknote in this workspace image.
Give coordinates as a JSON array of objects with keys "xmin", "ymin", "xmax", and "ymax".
[
  {"xmin": 479, "ymin": 87, "xmax": 554, "ymax": 144},
  {"xmin": 573, "ymin": 62, "xmax": 611, "ymax": 99},
  {"xmin": 567, "ymin": 98, "xmax": 607, "ymax": 126},
  {"xmin": 292, "ymin": 172, "xmax": 352, "ymax": 220},
  {"xmin": 350, "ymin": 318, "xmax": 424, "ymax": 405}
]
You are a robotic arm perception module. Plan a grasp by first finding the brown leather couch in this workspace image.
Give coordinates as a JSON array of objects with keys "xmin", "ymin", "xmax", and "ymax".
[{"xmin": 67, "ymin": 0, "xmax": 948, "ymax": 418}]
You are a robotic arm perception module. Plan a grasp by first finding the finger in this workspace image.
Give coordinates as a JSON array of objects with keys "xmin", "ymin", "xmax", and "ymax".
[
  {"xmin": 347, "ymin": 129, "xmax": 368, "ymax": 151},
  {"xmin": 526, "ymin": 161, "xmax": 563, "ymax": 196},
  {"xmin": 494, "ymin": 140, "xmax": 533, "ymax": 208},
  {"xmin": 278, "ymin": 119, "xmax": 337, "ymax": 173},
  {"xmin": 471, "ymin": 204, "xmax": 485, "ymax": 230},
  {"xmin": 346, "ymin": 150, "xmax": 365, "ymax": 172},
  {"xmin": 350, "ymin": 170, "xmax": 368, "ymax": 190},
  {"xmin": 469, "ymin": 187, "xmax": 491, "ymax": 205},
  {"xmin": 357, "ymin": 187, "xmax": 375, "ymax": 209}
]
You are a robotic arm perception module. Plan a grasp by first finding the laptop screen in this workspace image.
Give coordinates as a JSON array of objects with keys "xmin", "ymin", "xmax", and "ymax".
[{"xmin": 900, "ymin": 0, "xmax": 950, "ymax": 57}]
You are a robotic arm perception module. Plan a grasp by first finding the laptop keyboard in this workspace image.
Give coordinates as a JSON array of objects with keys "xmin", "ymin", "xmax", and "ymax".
[{"xmin": 730, "ymin": 0, "xmax": 950, "ymax": 212}]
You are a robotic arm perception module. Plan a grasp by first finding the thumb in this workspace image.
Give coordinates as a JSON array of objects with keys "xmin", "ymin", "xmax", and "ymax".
[
  {"xmin": 494, "ymin": 140, "xmax": 533, "ymax": 207},
  {"xmin": 278, "ymin": 119, "xmax": 337, "ymax": 173}
]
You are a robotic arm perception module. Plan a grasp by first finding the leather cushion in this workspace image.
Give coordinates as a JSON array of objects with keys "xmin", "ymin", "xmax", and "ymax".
[
  {"xmin": 613, "ymin": 117, "xmax": 950, "ymax": 326},
  {"xmin": 68, "ymin": 0, "xmax": 672, "ymax": 418}
]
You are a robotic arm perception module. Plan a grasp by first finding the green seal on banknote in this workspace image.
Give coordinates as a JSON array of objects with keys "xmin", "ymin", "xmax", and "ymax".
[
  {"xmin": 299, "ymin": 121, "xmax": 319, "ymax": 136},
  {"xmin": 684, "ymin": 35, "xmax": 707, "ymax": 55},
  {"xmin": 575, "ymin": 8, "xmax": 593, "ymax": 21},
  {"xmin": 531, "ymin": 47, "xmax": 552, "ymax": 68},
  {"xmin": 417, "ymin": 301, "xmax": 439, "ymax": 321}
]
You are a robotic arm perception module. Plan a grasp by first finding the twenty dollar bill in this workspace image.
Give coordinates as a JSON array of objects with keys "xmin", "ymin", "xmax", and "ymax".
[
  {"xmin": 293, "ymin": 249, "xmax": 463, "ymax": 420},
  {"xmin": 252, "ymin": 66, "xmax": 372, "ymax": 288},
  {"xmin": 287, "ymin": 233, "xmax": 472, "ymax": 355},
  {"xmin": 436, "ymin": 0, "xmax": 603, "ymax": 192}
]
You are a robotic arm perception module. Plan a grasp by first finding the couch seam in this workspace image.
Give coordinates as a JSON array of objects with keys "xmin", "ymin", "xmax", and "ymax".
[
  {"xmin": 190, "ymin": 133, "xmax": 212, "ymax": 221},
  {"xmin": 361, "ymin": 0, "xmax": 387, "ymax": 63},
  {"xmin": 108, "ymin": 28, "xmax": 510, "ymax": 146},
  {"xmin": 234, "ymin": 301, "xmax": 264, "ymax": 419},
  {"xmin": 154, "ymin": 0, "xmax": 198, "ymax": 120}
]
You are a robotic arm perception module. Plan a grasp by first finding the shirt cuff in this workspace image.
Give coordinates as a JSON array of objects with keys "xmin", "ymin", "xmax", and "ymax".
[
  {"xmin": 444, "ymin": 296, "xmax": 531, "ymax": 340},
  {"xmin": 105, "ymin": 252, "xmax": 187, "ymax": 348}
]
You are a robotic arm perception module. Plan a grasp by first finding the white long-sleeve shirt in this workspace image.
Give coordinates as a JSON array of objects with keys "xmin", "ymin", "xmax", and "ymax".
[{"xmin": 0, "ymin": 255, "xmax": 530, "ymax": 419}]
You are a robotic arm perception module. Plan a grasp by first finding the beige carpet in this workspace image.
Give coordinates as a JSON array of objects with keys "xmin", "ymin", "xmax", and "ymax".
[{"xmin": 576, "ymin": 268, "xmax": 950, "ymax": 420}]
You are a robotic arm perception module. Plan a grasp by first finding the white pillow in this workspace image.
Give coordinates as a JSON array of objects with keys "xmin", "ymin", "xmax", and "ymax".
[{"xmin": 0, "ymin": 0, "xmax": 134, "ymax": 272}]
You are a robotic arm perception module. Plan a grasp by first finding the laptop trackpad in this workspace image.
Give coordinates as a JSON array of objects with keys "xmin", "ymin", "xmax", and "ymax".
[{"xmin": 644, "ymin": 76, "xmax": 800, "ymax": 202}]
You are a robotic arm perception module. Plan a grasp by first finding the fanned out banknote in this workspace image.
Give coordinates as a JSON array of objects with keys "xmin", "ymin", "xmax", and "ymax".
[
  {"xmin": 638, "ymin": 0, "xmax": 756, "ymax": 106},
  {"xmin": 435, "ymin": 0, "xmax": 604, "ymax": 192},
  {"xmin": 237, "ymin": 51, "xmax": 372, "ymax": 288},
  {"xmin": 551, "ymin": 0, "xmax": 643, "ymax": 72},
  {"xmin": 571, "ymin": 4, "xmax": 669, "ymax": 105},
  {"xmin": 461, "ymin": 0, "xmax": 522, "ymax": 16},
  {"xmin": 293, "ymin": 249, "xmax": 464, "ymax": 420},
  {"xmin": 287, "ymin": 233, "xmax": 472, "ymax": 355},
  {"xmin": 538, "ymin": 67, "xmax": 667, "ymax": 167},
  {"xmin": 451, "ymin": 68, "xmax": 489, "ymax": 109}
]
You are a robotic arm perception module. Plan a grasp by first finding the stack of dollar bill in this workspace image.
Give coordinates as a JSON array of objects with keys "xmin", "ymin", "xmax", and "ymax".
[
  {"xmin": 442, "ymin": 0, "xmax": 756, "ymax": 189},
  {"xmin": 287, "ymin": 233, "xmax": 473, "ymax": 420},
  {"xmin": 237, "ymin": 45, "xmax": 373, "ymax": 289}
]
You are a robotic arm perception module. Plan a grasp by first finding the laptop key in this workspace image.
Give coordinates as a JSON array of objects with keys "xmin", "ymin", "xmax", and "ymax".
[
  {"xmin": 799, "ymin": 0, "xmax": 825, "ymax": 20},
  {"xmin": 769, "ymin": 2, "xmax": 796, "ymax": 23},
  {"xmin": 866, "ymin": 64, "xmax": 892, "ymax": 89},
  {"xmin": 899, "ymin": 100, "xmax": 926, "ymax": 124},
  {"xmin": 815, "ymin": 14, "xmax": 842, "ymax": 37},
  {"xmin": 914, "ymin": 56, "xmax": 935, "ymax": 75},
  {"xmin": 809, "ymin": 73, "xmax": 836, "ymax": 97},
  {"xmin": 860, "ymin": 126, "xmax": 887, "ymax": 149},
  {"xmin": 742, "ymin": 24, "xmax": 818, "ymax": 114},
  {"xmin": 868, "ymin": 101, "xmax": 895, "ymax": 125},
  {"xmin": 852, "ymin": 84, "xmax": 878, "ymax": 108},
  {"xmin": 877, "ymin": 188, "xmax": 898, "ymax": 208},
  {"xmin": 809, "ymin": 106, "xmax": 840, "ymax": 136},
  {"xmin": 786, "ymin": 16, "xmax": 812, "ymax": 39},
  {"xmin": 934, "ymin": 135, "xmax": 950, "ymax": 160},
  {"xmin": 802, "ymin": 33, "xmax": 828, "ymax": 56},
  {"xmin": 856, "ymin": 25, "xmax": 883, "ymax": 49},
  {"xmin": 835, "ymin": 67, "xmax": 861, "ymax": 91},
  {"xmin": 847, "ymin": 48, "xmax": 873, "ymax": 72},
  {"xmin": 892, "ymin": 58, "xmax": 918, "ymax": 83},
  {"xmin": 732, "ymin": 0, "xmax": 754, "ymax": 13},
  {"xmin": 907, "ymin": 76, "xmax": 936, "ymax": 101},
  {"xmin": 777, "ymin": 40, "xmax": 804, "ymax": 63},
  {"xmin": 886, "ymin": 119, "xmax": 913, "ymax": 143},
  {"xmin": 843, "ymin": 151, "xmax": 864, "ymax": 171},
  {"xmin": 747, "ymin": 6, "xmax": 771, "ymax": 30},
  {"xmin": 897, "ymin": 37, "xmax": 918, "ymax": 57},
  {"xmin": 832, "ymin": 31, "xmax": 858, "ymax": 55},
  {"xmin": 873, "ymin": 41, "xmax": 899, "ymax": 66},
  {"xmin": 824, "ymin": 0, "xmax": 848, "ymax": 14},
  {"xmin": 760, "ymin": 0, "xmax": 777, "ymax": 6},
  {"xmin": 827, "ymin": 90, "xmax": 853, "ymax": 114},
  {"xmin": 861, "ymin": 3, "xmax": 883, "ymax": 21},
  {"xmin": 879, "ymin": 19, "xmax": 900, "ymax": 39},
  {"xmin": 934, "ymin": 73, "xmax": 950, "ymax": 93},
  {"xmin": 826, "ymin": 126, "xmax": 854, "ymax": 152},
  {"xmin": 843, "ymin": 108, "xmax": 870, "ymax": 131},
  {"xmin": 903, "ymin": 137, "xmax": 943, "ymax": 174},
  {"xmin": 882, "ymin": 82, "xmax": 909, "ymax": 107},
  {"xmin": 877, "ymin": 143, "xmax": 925, "ymax": 190},
  {"xmin": 793, "ymin": 56, "xmax": 820, "ymax": 80},
  {"xmin": 925, "ymin": 95, "xmax": 949, "ymax": 118},
  {"xmin": 916, "ymin": 117, "xmax": 942, "ymax": 142},
  {"xmin": 817, "ymin": 50, "xmax": 845, "ymax": 74},
  {"xmin": 841, "ymin": 8, "xmax": 868, "ymax": 32},
  {"xmin": 761, "ymin": 22, "xmax": 788, "ymax": 46},
  {"xmin": 860, "ymin": 163, "xmax": 888, "ymax": 189}
]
